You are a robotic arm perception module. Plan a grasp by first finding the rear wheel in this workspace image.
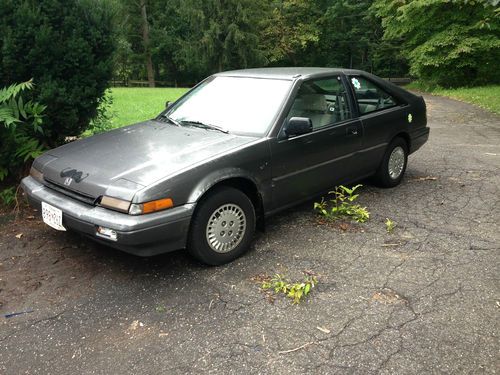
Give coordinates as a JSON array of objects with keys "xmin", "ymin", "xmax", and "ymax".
[
  {"xmin": 373, "ymin": 137, "xmax": 408, "ymax": 188},
  {"xmin": 187, "ymin": 186, "xmax": 256, "ymax": 265}
]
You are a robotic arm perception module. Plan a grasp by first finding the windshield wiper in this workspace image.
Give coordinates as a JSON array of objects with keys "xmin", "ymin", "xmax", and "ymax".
[
  {"xmin": 180, "ymin": 120, "xmax": 229, "ymax": 134},
  {"xmin": 160, "ymin": 114, "xmax": 182, "ymax": 127}
]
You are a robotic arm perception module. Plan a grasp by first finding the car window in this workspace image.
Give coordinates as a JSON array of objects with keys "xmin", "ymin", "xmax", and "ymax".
[
  {"xmin": 349, "ymin": 76, "xmax": 397, "ymax": 115},
  {"xmin": 286, "ymin": 76, "xmax": 352, "ymax": 131},
  {"xmin": 167, "ymin": 76, "xmax": 293, "ymax": 136}
]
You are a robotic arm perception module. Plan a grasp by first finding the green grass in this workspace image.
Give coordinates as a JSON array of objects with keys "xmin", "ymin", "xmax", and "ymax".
[
  {"xmin": 107, "ymin": 87, "xmax": 189, "ymax": 128},
  {"xmin": 406, "ymin": 82, "xmax": 500, "ymax": 115}
]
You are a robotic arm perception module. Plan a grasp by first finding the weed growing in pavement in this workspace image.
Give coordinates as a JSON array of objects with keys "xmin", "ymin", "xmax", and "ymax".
[
  {"xmin": 385, "ymin": 218, "xmax": 396, "ymax": 233},
  {"xmin": 260, "ymin": 273, "xmax": 318, "ymax": 304},
  {"xmin": 314, "ymin": 184, "xmax": 370, "ymax": 223},
  {"xmin": 155, "ymin": 305, "xmax": 167, "ymax": 313}
]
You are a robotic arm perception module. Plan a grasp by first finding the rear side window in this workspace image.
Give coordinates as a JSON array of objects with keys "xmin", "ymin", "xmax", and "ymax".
[
  {"xmin": 287, "ymin": 76, "xmax": 352, "ymax": 130},
  {"xmin": 349, "ymin": 76, "xmax": 397, "ymax": 115}
]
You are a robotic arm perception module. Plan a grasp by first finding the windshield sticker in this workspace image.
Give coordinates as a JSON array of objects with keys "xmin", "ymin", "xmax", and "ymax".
[
  {"xmin": 351, "ymin": 78, "xmax": 361, "ymax": 90},
  {"xmin": 408, "ymin": 113, "xmax": 413, "ymax": 123}
]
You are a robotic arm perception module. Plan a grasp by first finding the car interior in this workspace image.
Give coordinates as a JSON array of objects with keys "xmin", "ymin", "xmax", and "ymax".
[
  {"xmin": 355, "ymin": 88, "xmax": 397, "ymax": 114},
  {"xmin": 288, "ymin": 80, "xmax": 351, "ymax": 130},
  {"xmin": 350, "ymin": 76, "xmax": 398, "ymax": 115}
]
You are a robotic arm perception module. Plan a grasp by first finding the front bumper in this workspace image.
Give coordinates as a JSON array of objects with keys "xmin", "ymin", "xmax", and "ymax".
[{"xmin": 21, "ymin": 176, "xmax": 195, "ymax": 256}]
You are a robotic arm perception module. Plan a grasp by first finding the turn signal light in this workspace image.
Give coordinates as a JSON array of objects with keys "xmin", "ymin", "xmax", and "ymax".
[{"xmin": 129, "ymin": 198, "xmax": 174, "ymax": 215}]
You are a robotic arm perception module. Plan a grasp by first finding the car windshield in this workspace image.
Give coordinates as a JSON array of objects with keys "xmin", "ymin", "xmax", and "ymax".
[{"xmin": 165, "ymin": 76, "xmax": 293, "ymax": 136}]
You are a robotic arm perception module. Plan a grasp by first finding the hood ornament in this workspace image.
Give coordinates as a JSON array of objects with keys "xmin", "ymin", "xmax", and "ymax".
[{"xmin": 60, "ymin": 168, "xmax": 89, "ymax": 185}]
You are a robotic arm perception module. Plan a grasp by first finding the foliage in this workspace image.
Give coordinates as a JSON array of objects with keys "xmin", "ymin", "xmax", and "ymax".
[
  {"xmin": 262, "ymin": 0, "xmax": 321, "ymax": 65},
  {"xmin": 385, "ymin": 218, "xmax": 396, "ymax": 233},
  {"xmin": 0, "ymin": 0, "xmax": 117, "ymax": 146},
  {"xmin": 0, "ymin": 80, "xmax": 46, "ymax": 182},
  {"xmin": 372, "ymin": 0, "xmax": 500, "ymax": 87},
  {"xmin": 117, "ymin": 0, "xmax": 270, "ymax": 85},
  {"xmin": 86, "ymin": 90, "xmax": 115, "ymax": 135},
  {"xmin": 261, "ymin": 273, "xmax": 318, "ymax": 304},
  {"xmin": 113, "ymin": 0, "xmax": 409, "ymax": 85},
  {"xmin": 0, "ymin": 187, "xmax": 16, "ymax": 207},
  {"xmin": 314, "ymin": 184, "xmax": 370, "ymax": 223},
  {"xmin": 307, "ymin": 0, "xmax": 408, "ymax": 76},
  {"xmin": 406, "ymin": 83, "xmax": 500, "ymax": 115}
]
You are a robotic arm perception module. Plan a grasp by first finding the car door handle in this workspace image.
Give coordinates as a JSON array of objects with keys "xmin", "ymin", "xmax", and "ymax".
[{"xmin": 346, "ymin": 127, "xmax": 359, "ymax": 136}]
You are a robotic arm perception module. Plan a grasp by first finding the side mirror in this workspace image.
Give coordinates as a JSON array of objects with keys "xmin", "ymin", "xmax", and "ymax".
[
  {"xmin": 165, "ymin": 101, "xmax": 171, "ymax": 108},
  {"xmin": 284, "ymin": 117, "xmax": 313, "ymax": 137}
]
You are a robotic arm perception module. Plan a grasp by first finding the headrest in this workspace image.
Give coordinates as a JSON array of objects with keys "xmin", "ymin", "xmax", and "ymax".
[{"xmin": 294, "ymin": 94, "xmax": 327, "ymax": 112}]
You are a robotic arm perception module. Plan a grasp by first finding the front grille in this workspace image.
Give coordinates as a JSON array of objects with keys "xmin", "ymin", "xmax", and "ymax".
[{"xmin": 43, "ymin": 179, "xmax": 98, "ymax": 206}]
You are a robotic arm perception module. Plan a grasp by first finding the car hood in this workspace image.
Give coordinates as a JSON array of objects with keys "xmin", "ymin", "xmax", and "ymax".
[{"xmin": 36, "ymin": 120, "xmax": 258, "ymax": 201}]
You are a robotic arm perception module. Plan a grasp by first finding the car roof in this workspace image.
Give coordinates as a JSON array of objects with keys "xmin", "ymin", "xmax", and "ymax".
[{"xmin": 215, "ymin": 67, "xmax": 363, "ymax": 80}]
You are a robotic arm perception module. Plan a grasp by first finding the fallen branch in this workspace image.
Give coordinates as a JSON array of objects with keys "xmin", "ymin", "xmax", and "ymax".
[
  {"xmin": 410, "ymin": 176, "xmax": 437, "ymax": 182},
  {"xmin": 278, "ymin": 341, "xmax": 314, "ymax": 355}
]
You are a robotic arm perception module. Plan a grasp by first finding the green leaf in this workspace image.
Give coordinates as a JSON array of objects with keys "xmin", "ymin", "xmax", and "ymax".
[
  {"xmin": 304, "ymin": 283, "xmax": 311, "ymax": 295},
  {"xmin": 18, "ymin": 95, "xmax": 26, "ymax": 119}
]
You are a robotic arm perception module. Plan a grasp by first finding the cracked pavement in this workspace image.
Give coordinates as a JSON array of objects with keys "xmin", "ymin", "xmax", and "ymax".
[{"xmin": 1, "ymin": 94, "xmax": 499, "ymax": 374}]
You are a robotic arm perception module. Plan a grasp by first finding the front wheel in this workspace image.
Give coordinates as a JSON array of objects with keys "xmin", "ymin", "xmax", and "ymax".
[
  {"xmin": 373, "ymin": 137, "xmax": 408, "ymax": 188},
  {"xmin": 187, "ymin": 186, "xmax": 256, "ymax": 265}
]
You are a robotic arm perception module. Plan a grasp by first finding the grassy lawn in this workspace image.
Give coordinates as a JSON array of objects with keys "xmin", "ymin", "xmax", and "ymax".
[
  {"xmin": 107, "ymin": 87, "xmax": 189, "ymax": 128},
  {"xmin": 406, "ymin": 83, "xmax": 500, "ymax": 115},
  {"xmin": 105, "ymin": 84, "xmax": 499, "ymax": 131}
]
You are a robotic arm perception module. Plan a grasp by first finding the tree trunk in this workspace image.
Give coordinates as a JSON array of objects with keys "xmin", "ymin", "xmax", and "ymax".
[{"xmin": 140, "ymin": 0, "xmax": 155, "ymax": 87}]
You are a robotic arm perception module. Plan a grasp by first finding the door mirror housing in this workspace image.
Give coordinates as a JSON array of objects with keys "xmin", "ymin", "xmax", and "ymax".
[
  {"xmin": 284, "ymin": 117, "xmax": 313, "ymax": 137},
  {"xmin": 165, "ymin": 101, "xmax": 171, "ymax": 108}
]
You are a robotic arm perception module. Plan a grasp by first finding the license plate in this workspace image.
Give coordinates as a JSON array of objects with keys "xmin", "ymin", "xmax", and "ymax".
[{"xmin": 41, "ymin": 202, "xmax": 66, "ymax": 231}]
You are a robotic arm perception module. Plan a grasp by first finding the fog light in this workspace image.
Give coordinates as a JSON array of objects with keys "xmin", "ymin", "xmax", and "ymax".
[{"xmin": 96, "ymin": 226, "xmax": 118, "ymax": 241}]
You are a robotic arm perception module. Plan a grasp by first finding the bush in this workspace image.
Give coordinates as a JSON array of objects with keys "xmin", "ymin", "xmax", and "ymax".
[
  {"xmin": 0, "ymin": 0, "xmax": 116, "ymax": 146},
  {"xmin": 0, "ymin": 80, "xmax": 46, "ymax": 183}
]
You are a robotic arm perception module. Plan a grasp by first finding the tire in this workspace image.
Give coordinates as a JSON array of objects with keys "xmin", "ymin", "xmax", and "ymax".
[
  {"xmin": 187, "ymin": 186, "xmax": 256, "ymax": 265},
  {"xmin": 373, "ymin": 137, "xmax": 408, "ymax": 188}
]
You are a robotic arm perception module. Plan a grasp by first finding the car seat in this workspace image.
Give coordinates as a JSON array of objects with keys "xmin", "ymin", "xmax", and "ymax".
[{"xmin": 289, "ymin": 94, "xmax": 333, "ymax": 129}]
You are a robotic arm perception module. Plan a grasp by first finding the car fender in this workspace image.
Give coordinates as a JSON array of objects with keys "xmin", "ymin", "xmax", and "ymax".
[{"xmin": 186, "ymin": 167, "xmax": 263, "ymax": 204}]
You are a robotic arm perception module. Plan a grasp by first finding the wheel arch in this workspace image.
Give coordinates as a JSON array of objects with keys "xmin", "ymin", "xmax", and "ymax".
[
  {"xmin": 188, "ymin": 170, "xmax": 265, "ymax": 230},
  {"xmin": 392, "ymin": 132, "xmax": 411, "ymax": 151}
]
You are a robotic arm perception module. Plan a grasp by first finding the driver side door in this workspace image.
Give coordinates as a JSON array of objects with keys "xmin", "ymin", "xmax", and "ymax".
[{"xmin": 269, "ymin": 75, "xmax": 363, "ymax": 211}]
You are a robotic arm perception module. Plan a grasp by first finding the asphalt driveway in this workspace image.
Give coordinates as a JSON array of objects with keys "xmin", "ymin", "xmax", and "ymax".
[{"xmin": 1, "ymin": 94, "xmax": 499, "ymax": 374}]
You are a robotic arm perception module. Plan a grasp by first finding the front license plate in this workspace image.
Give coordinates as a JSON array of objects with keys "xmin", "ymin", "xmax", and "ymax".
[{"xmin": 41, "ymin": 202, "xmax": 66, "ymax": 231}]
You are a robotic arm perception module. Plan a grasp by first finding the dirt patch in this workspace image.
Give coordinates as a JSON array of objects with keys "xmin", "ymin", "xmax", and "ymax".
[{"xmin": 0, "ymin": 207, "xmax": 101, "ymax": 314}]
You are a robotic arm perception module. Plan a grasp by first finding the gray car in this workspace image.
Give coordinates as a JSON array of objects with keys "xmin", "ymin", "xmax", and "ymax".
[{"xmin": 21, "ymin": 68, "xmax": 429, "ymax": 265}]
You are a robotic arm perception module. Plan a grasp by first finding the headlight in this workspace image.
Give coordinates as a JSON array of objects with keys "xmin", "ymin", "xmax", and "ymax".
[
  {"xmin": 30, "ymin": 166, "xmax": 44, "ymax": 182},
  {"xmin": 129, "ymin": 198, "xmax": 173, "ymax": 215},
  {"xmin": 100, "ymin": 196, "xmax": 131, "ymax": 213}
]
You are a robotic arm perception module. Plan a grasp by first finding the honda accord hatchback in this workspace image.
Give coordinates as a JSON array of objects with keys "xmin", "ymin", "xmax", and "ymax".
[{"xmin": 22, "ymin": 68, "xmax": 429, "ymax": 265}]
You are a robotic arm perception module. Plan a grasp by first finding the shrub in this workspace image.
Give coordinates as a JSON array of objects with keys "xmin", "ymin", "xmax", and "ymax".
[
  {"xmin": 0, "ymin": 80, "xmax": 46, "ymax": 182},
  {"xmin": 0, "ymin": 0, "xmax": 116, "ymax": 146},
  {"xmin": 0, "ymin": 187, "xmax": 16, "ymax": 207}
]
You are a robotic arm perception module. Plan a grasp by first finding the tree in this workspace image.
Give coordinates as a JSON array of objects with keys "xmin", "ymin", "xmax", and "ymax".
[
  {"xmin": 262, "ymin": 0, "xmax": 321, "ymax": 65},
  {"xmin": 140, "ymin": 0, "xmax": 155, "ymax": 87},
  {"xmin": 198, "ymin": 0, "xmax": 268, "ymax": 72},
  {"xmin": 0, "ymin": 0, "xmax": 116, "ymax": 145},
  {"xmin": 111, "ymin": 0, "xmax": 408, "ymax": 85},
  {"xmin": 372, "ymin": 0, "xmax": 500, "ymax": 87},
  {"xmin": 143, "ymin": 0, "xmax": 270, "ymax": 84}
]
